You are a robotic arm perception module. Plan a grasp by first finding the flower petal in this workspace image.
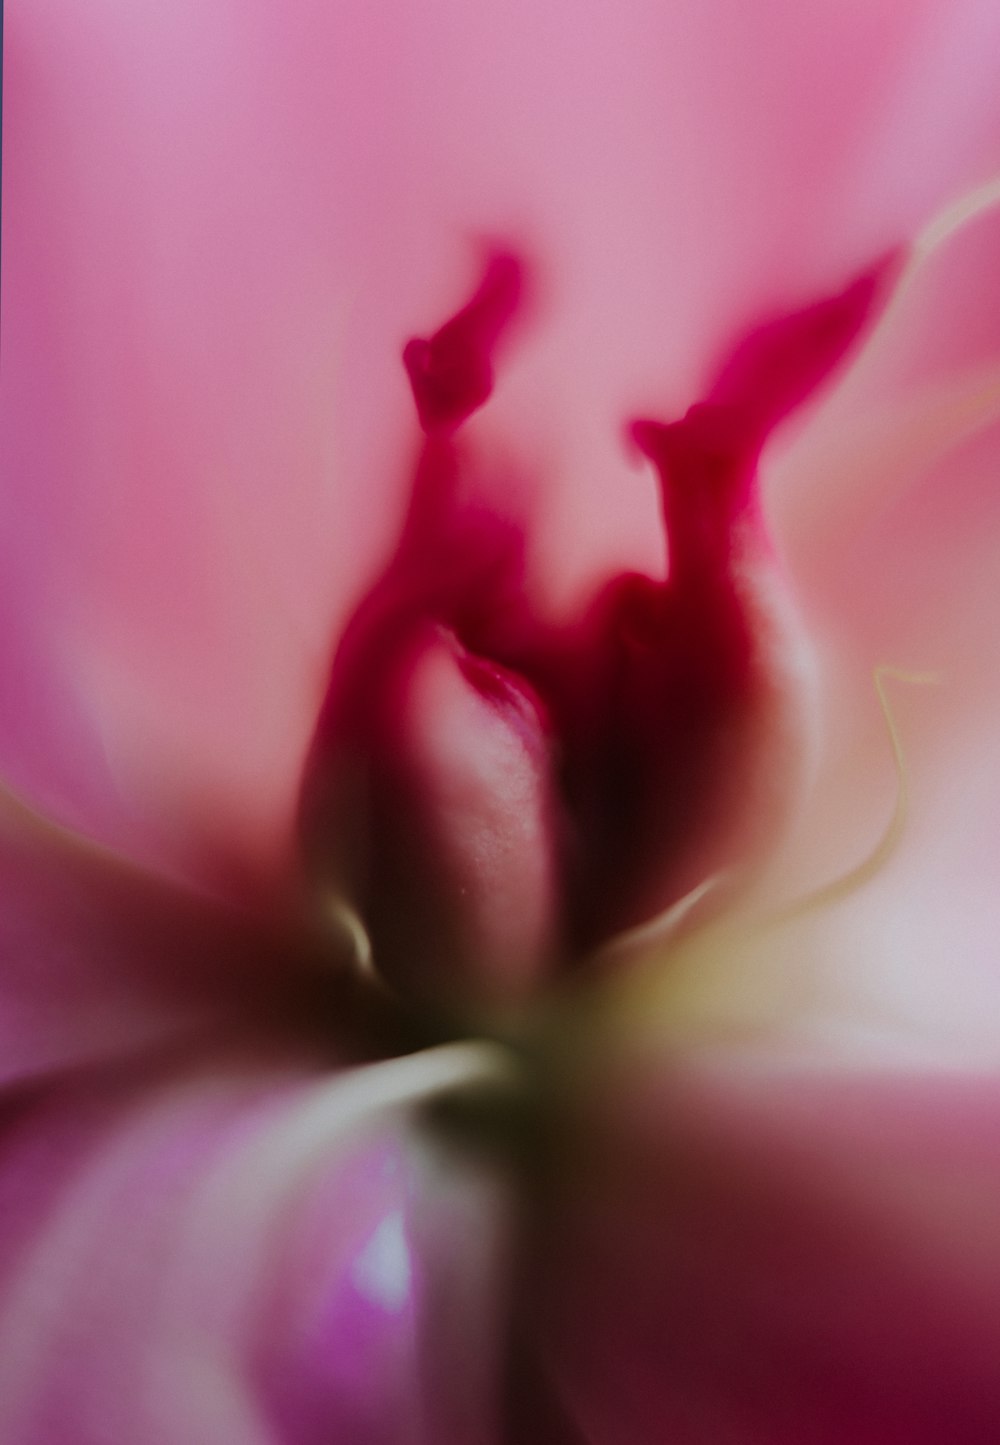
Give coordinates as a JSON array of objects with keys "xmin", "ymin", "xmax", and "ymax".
[
  {"xmin": 7, "ymin": 0, "xmax": 1000, "ymax": 881},
  {"xmin": 0, "ymin": 783, "xmax": 368, "ymax": 1087},
  {"xmin": 523, "ymin": 1054, "xmax": 1000, "ymax": 1444},
  {"xmin": 0, "ymin": 1043, "xmax": 513, "ymax": 1444}
]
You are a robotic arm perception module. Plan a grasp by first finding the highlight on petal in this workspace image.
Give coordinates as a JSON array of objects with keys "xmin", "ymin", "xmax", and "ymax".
[{"xmin": 0, "ymin": 1044, "xmax": 516, "ymax": 1445}]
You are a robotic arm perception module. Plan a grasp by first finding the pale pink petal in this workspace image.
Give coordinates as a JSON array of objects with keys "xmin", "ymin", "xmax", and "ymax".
[
  {"xmin": 6, "ymin": 1, "xmax": 1000, "ymax": 884},
  {"xmin": 0, "ymin": 1043, "xmax": 512, "ymax": 1445}
]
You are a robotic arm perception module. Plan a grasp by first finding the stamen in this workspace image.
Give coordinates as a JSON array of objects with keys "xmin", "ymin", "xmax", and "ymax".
[
  {"xmin": 593, "ymin": 873, "xmax": 726, "ymax": 967},
  {"xmin": 322, "ymin": 893, "xmax": 386, "ymax": 989},
  {"xmin": 914, "ymin": 173, "xmax": 1000, "ymax": 263},
  {"xmin": 768, "ymin": 666, "xmax": 941, "ymax": 924}
]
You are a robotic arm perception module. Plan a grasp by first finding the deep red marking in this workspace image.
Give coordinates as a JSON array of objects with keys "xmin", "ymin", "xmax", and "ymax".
[{"xmin": 403, "ymin": 251, "xmax": 523, "ymax": 434}]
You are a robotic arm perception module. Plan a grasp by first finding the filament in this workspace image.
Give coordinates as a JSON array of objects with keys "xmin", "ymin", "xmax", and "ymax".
[{"xmin": 767, "ymin": 665, "xmax": 939, "ymax": 925}]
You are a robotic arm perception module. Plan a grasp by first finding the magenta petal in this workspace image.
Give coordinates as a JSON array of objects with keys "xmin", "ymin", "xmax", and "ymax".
[{"xmin": 526, "ymin": 1059, "xmax": 1000, "ymax": 1445}]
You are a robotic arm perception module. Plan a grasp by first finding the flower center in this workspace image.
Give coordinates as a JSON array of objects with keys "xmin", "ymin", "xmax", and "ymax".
[{"xmin": 298, "ymin": 249, "xmax": 892, "ymax": 1017}]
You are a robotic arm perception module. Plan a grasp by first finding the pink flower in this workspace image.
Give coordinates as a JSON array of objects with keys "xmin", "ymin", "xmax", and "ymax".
[{"xmin": 4, "ymin": 1, "xmax": 1000, "ymax": 1441}]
